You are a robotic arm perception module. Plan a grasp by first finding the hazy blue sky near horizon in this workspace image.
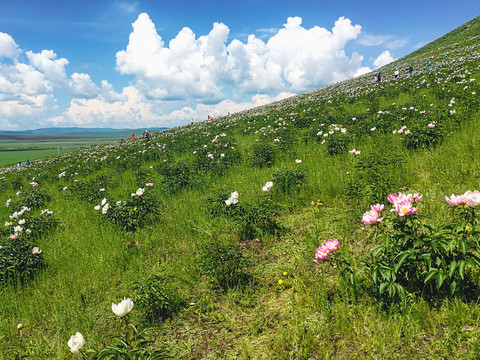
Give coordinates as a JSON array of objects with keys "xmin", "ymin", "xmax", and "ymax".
[{"xmin": 0, "ymin": 0, "xmax": 478, "ymax": 130}]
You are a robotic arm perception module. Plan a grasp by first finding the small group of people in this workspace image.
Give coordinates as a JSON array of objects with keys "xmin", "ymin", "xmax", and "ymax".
[
  {"xmin": 120, "ymin": 130, "xmax": 150, "ymax": 142},
  {"xmin": 143, "ymin": 130, "xmax": 150, "ymax": 142}
]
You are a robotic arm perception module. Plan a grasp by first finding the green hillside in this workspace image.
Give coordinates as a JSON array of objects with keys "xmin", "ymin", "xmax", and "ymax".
[{"xmin": 0, "ymin": 15, "xmax": 480, "ymax": 359}]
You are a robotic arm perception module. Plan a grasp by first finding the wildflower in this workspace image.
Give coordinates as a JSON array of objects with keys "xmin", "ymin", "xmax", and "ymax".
[
  {"xmin": 5, "ymin": 199, "xmax": 10, "ymax": 207},
  {"xmin": 5, "ymin": 221, "xmax": 11, "ymax": 226},
  {"xmin": 99, "ymin": 188, "xmax": 105, "ymax": 192},
  {"xmin": 94, "ymin": 205, "xmax": 101, "ymax": 211},
  {"xmin": 102, "ymin": 203, "xmax": 110, "ymax": 214},
  {"xmin": 32, "ymin": 247, "xmax": 42, "ymax": 254},
  {"xmin": 427, "ymin": 123, "xmax": 436, "ymax": 128},
  {"xmin": 17, "ymin": 323, "xmax": 23, "ymax": 329},
  {"xmin": 370, "ymin": 127, "xmax": 376, "ymax": 131},
  {"xmin": 464, "ymin": 190, "xmax": 480, "ymax": 207},
  {"xmin": 135, "ymin": 188, "xmax": 145, "ymax": 197},
  {"xmin": 63, "ymin": 187, "xmax": 68, "ymax": 191},
  {"xmin": 14, "ymin": 225, "xmax": 23, "ymax": 233},
  {"xmin": 67, "ymin": 332, "xmax": 85, "ymax": 354},
  {"xmin": 371, "ymin": 204, "xmax": 385, "ymax": 212},
  {"xmin": 225, "ymin": 191, "xmax": 239, "ymax": 206},
  {"xmin": 145, "ymin": 183, "xmax": 154, "ymax": 187},
  {"xmin": 295, "ymin": 159, "xmax": 302, "ymax": 164},
  {"xmin": 445, "ymin": 194, "xmax": 464, "ymax": 206},
  {"xmin": 313, "ymin": 247, "xmax": 330, "ymax": 264},
  {"xmin": 16, "ymin": 191, "xmax": 21, "ymax": 196},
  {"xmin": 112, "ymin": 297, "xmax": 134, "ymax": 317},
  {"xmin": 362, "ymin": 210, "xmax": 384, "ymax": 226},
  {"xmin": 101, "ymin": 198, "xmax": 107, "ymax": 206},
  {"xmin": 278, "ymin": 279, "xmax": 283, "ymax": 284},
  {"xmin": 325, "ymin": 238, "xmax": 339, "ymax": 252},
  {"xmin": 10, "ymin": 233, "xmax": 18, "ymax": 239},
  {"xmin": 395, "ymin": 200, "xmax": 417, "ymax": 216},
  {"xmin": 262, "ymin": 181, "xmax": 273, "ymax": 192}
]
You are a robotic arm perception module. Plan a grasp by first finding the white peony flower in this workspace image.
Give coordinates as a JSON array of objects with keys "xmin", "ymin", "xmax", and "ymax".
[
  {"xmin": 262, "ymin": 181, "xmax": 274, "ymax": 192},
  {"xmin": 67, "ymin": 332, "xmax": 85, "ymax": 354},
  {"xmin": 112, "ymin": 298, "xmax": 134, "ymax": 317}
]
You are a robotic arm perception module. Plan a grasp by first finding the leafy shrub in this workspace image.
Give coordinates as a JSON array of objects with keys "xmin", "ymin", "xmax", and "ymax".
[
  {"xmin": 10, "ymin": 177, "xmax": 23, "ymax": 190},
  {"xmin": 134, "ymin": 169, "xmax": 154, "ymax": 186},
  {"xmin": 324, "ymin": 129, "xmax": 351, "ymax": 156},
  {"xmin": 101, "ymin": 191, "xmax": 161, "ymax": 232},
  {"xmin": 346, "ymin": 145, "xmax": 405, "ymax": 203},
  {"xmin": 232, "ymin": 201, "xmax": 281, "ymax": 240},
  {"xmin": 250, "ymin": 141, "xmax": 276, "ymax": 167},
  {"xmin": 273, "ymin": 129, "xmax": 298, "ymax": 158},
  {"xmin": 14, "ymin": 190, "xmax": 50, "ymax": 211},
  {"xmin": 272, "ymin": 168, "xmax": 307, "ymax": 194},
  {"xmin": 205, "ymin": 189, "xmax": 234, "ymax": 218},
  {"xmin": 133, "ymin": 274, "xmax": 186, "ymax": 322},
  {"xmin": 193, "ymin": 147, "xmax": 242, "ymax": 175},
  {"xmin": 402, "ymin": 122, "xmax": 446, "ymax": 150},
  {"xmin": 199, "ymin": 243, "xmax": 252, "ymax": 292},
  {"xmin": 158, "ymin": 163, "xmax": 202, "ymax": 193},
  {"xmin": 355, "ymin": 193, "xmax": 480, "ymax": 302},
  {"xmin": 0, "ymin": 235, "xmax": 45, "ymax": 287},
  {"xmin": 24, "ymin": 214, "xmax": 59, "ymax": 239},
  {"xmin": 70, "ymin": 181, "xmax": 108, "ymax": 204}
]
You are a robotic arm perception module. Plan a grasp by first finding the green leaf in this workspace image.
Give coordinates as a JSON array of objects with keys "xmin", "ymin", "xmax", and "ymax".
[
  {"xmin": 394, "ymin": 251, "xmax": 411, "ymax": 274},
  {"xmin": 437, "ymin": 271, "xmax": 447, "ymax": 289},
  {"xmin": 379, "ymin": 282, "xmax": 387, "ymax": 294},
  {"xmin": 448, "ymin": 260, "xmax": 458, "ymax": 278},
  {"xmin": 461, "ymin": 240, "xmax": 467, "ymax": 255},
  {"xmin": 450, "ymin": 281, "xmax": 457, "ymax": 296},
  {"xmin": 458, "ymin": 260, "xmax": 466, "ymax": 280},
  {"xmin": 424, "ymin": 268, "xmax": 438, "ymax": 283}
]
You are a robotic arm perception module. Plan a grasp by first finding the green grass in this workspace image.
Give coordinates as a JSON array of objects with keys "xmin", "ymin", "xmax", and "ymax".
[
  {"xmin": 0, "ymin": 15, "xmax": 479, "ymax": 360},
  {"xmin": 0, "ymin": 138, "xmax": 118, "ymax": 166}
]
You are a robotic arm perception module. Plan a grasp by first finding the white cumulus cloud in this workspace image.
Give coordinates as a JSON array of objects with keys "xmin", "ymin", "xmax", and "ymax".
[
  {"xmin": 116, "ymin": 13, "xmax": 366, "ymax": 102},
  {"xmin": 373, "ymin": 50, "xmax": 395, "ymax": 68},
  {"xmin": 0, "ymin": 32, "xmax": 20, "ymax": 59}
]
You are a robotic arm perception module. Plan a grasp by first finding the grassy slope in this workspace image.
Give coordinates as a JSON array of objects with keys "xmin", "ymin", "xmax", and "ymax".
[{"xmin": 0, "ymin": 15, "xmax": 479, "ymax": 360}]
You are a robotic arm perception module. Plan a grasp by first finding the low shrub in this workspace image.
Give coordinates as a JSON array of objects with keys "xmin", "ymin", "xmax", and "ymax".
[
  {"xmin": 133, "ymin": 274, "xmax": 187, "ymax": 322},
  {"xmin": 199, "ymin": 243, "xmax": 252, "ymax": 292}
]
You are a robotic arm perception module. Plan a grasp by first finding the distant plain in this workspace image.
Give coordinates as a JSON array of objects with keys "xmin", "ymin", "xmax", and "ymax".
[{"xmin": 0, "ymin": 137, "xmax": 117, "ymax": 166}]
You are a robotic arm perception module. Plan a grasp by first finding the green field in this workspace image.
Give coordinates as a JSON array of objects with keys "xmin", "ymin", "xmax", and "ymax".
[{"xmin": 0, "ymin": 138, "xmax": 117, "ymax": 166}]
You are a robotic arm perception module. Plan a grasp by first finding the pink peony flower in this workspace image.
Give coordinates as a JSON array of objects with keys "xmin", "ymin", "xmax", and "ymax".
[
  {"xmin": 395, "ymin": 200, "xmax": 417, "ymax": 216},
  {"xmin": 464, "ymin": 190, "xmax": 480, "ymax": 207},
  {"xmin": 445, "ymin": 194, "xmax": 466, "ymax": 206},
  {"xmin": 325, "ymin": 238, "xmax": 339, "ymax": 252},
  {"xmin": 313, "ymin": 247, "xmax": 330, "ymax": 264},
  {"xmin": 371, "ymin": 204, "xmax": 385, "ymax": 212},
  {"xmin": 362, "ymin": 210, "xmax": 384, "ymax": 226}
]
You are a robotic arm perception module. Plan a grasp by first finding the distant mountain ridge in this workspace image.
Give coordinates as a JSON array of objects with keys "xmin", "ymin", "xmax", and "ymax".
[{"xmin": 0, "ymin": 127, "xmax": 169, "ymax": 138}]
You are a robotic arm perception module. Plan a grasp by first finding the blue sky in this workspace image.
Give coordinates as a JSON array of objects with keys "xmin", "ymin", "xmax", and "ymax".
[{"xmin": 0, "ymin": 0, "xmax": 478, "ymax": 130}]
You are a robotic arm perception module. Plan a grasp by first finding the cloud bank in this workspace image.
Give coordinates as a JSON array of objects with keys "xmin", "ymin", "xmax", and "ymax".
[
  {"xmin": 116, "ymin": 13, "xmax": 366, "ymax": 101},
  {"xmin": 0, "ymin": 14, "xmax": 383, "ymax": 129}
]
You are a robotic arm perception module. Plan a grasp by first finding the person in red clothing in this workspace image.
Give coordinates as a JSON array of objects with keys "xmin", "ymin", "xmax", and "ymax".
[{"xmin": 132, "ymin": 133, "xmax": 135, "ymax": 138}]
